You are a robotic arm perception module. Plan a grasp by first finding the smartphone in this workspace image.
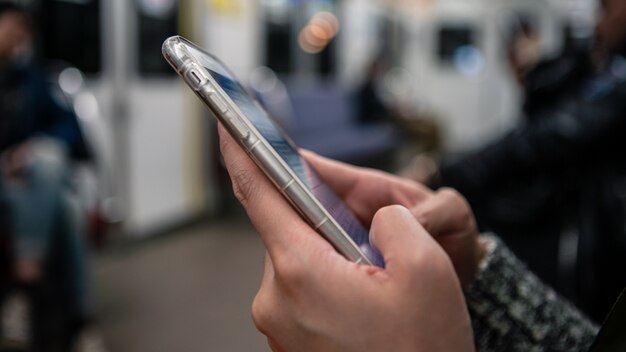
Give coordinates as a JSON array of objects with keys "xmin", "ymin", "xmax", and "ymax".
[{"xmin": 163, "ymin": 36, "xmax": 384, "ymax": 267}]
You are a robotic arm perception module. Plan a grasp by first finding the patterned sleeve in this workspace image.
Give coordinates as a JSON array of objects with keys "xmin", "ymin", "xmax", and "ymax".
[{"xmin": 466, "ymin": 235, "xmax": 599, "ymax": 352}]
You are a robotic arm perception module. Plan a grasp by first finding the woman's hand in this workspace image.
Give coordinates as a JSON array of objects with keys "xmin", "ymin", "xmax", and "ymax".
[
  {"xmin": 303, "ymin": 151, "xmax": 483, "ymax": 287},
  {"xmin": 219, "ymin": 126, "xmax": 475, "ymax": 352}
]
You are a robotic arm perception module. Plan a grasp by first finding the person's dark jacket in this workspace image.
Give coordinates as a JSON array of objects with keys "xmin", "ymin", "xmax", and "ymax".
[
  {"xmin": 0, "ymin": 62, "xmax": 90, "ymax": 159},
  {"xmin": 440, "ymin": 48, "xmax": 626, "ymax": 204},
  {"xmin": 439, "ymin": 45, "xmax": 626, "ymax": 322}
]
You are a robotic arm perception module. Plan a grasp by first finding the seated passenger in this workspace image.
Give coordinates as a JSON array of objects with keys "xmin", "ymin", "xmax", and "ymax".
[
  {"xmin": 0, "ymin": 4, "xmax": 92, "ymax": 351},
  {"xmin": 408, "ymin": 0, "xmax": 626, "ymax": 321}
]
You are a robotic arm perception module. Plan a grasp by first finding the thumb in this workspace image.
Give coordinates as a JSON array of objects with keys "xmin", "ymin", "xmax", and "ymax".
[{"xmin": 369, "ymin": 205, "xmax": 438, "ymax": 277}]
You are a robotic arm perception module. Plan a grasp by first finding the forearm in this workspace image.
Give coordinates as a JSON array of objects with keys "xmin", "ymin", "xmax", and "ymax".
[
  {"xmin": 466, "ymin": 235, "xmax": 599, "ymax": 352},
  {"xmin": 440, "ymin": 90, "xmax": 626, "ymax": 195}
]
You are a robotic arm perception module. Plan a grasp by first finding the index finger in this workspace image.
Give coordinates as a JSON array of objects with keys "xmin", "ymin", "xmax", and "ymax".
[
  {"xmin": 302, "ymin": 150, "xmax": 433, "ymax": 225},
  {"xmin": 218, "ymin": 124, "xmax": 333, "ymax": 260},
  {"xmin": 411, "ymin": 188, "xmax": 474, "ymax": 237}
]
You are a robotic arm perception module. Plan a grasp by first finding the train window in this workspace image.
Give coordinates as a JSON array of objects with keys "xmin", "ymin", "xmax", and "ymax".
[
  {"xmin": 265, "ymin": 21, "xmax": 293, "ymax": 75},
  {"xmin": 137, "ymin": 0, "xmax": 179, "ymax": 76},
  {"xmin": 38, "ymin": 0, "xmax": 102, "ymax": 74},
  {"xmin": 437, "ymin": 25, "xmax": 484, "ymax": 75},
  {"xmin": 437, "ymin": 26, "xmax": 476, "ymax": 63}
]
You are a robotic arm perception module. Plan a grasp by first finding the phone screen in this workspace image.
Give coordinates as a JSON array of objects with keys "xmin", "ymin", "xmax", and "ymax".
[{"xmin": 195, "ymin": 52, "xmax": 384, "ymax": 267}]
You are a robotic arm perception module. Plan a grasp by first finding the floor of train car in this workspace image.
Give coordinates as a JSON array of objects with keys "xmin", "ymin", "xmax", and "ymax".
[{"xmin": 94, "ymin": 218, "xmax": 269, "ymax": 352}]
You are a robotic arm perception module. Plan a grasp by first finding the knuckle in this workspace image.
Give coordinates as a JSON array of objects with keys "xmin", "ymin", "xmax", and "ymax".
[
  {"xmin": 440, "ymin": 188, "xmax": 473, "ymax": 223},
  {"xmin": 412, "ymin": 207, "xmax": 429, "ymax": 228},
  {"xmin": 438, "ymin": 187, "xmax": 462, "ymax": 203},
  {"xmin": 251, "ymin": 292, "xmax": 273, "ymax": 332},
  {"xmin": 411, "ymin": 202, "xmax": 432, "ymax": 229},
  {"xmin": 251, "ymin": 286, "xmax": 282, "ymax": 336},
  {"xmin": 440, "ymin": 187, "xmax": 470, "ymax": 209}
]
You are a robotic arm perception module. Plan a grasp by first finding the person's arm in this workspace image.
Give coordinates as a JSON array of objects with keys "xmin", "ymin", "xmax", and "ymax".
[
  {"xmin": 439, "ymin": 82, "xmax": 626, "ymax": 196},
  {"xmin": 467, "ymin": 235, "xmax": 599, "ymax": 352}
]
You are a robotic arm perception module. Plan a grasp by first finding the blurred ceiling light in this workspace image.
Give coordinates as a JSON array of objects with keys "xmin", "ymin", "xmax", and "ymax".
[
  {"xmin": 298, "ymin": 11, "xmax": 340, "ymax": 54},
  {"xmin": 137, "ymin": 0, "xmax": 176, "ymax": 18},
  {"xmin": 261, "ymin": 0, "xmax": 289, "ymax": 9},
  {"xmin": 263, "ymin": 0, "xmax": 291, "ymax": 24}
]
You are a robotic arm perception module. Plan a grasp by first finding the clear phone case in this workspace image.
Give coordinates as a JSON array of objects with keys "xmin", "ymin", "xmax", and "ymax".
[{"xmin": 162, "ymin": 36, "xmax": 383, "ymax": 267}]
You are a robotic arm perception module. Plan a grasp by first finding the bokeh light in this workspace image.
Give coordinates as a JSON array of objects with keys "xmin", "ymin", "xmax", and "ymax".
[{"xmin": 298, "ymin": 11, "xmax": 340, "ymax": 54}]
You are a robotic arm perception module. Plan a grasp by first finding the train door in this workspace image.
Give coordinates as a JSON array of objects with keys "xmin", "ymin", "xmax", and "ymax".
[
  {"xmin": 390, "ymin": 0, "xmax": 563, "ymax": 152},
  {"xmin": 37, "ymin": 0, "xmax": 214, "ymax": 237}
]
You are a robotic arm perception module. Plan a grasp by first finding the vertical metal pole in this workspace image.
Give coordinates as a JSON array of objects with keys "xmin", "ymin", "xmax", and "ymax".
[{"xmin": 102, "ymin": 0, "xmax": 133, "ymax": 228}]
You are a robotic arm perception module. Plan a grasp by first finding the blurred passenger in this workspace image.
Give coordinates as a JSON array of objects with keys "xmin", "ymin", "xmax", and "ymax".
[
  {"xmin": 516, "ymin": 24, "xmax": 592, "ymax": 119},
  {"xmin": 0, "ymin": 3, "xmax": 93, "ymax": 351},
  {"xmin": 413, "ymin": 0, "xmax": 626, "ymax": 322},
  {"xmin": 356, "ymin": 56, "xmax": 441, "ymax": 158}
]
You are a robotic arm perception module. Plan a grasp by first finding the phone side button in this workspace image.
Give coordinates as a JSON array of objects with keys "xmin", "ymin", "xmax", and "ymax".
[
  {"xmin": 229, "ymin": 116, "xmax": 250, "ymax": 140},
  {"xmin": 209, "ymin": 94, "xmax": 229, "ymax": 113}
]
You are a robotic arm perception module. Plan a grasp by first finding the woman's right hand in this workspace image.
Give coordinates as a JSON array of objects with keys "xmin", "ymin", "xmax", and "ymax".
[{"xmin": 304, "ymin": 151, "xmax": 484, "ymax": 287}]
